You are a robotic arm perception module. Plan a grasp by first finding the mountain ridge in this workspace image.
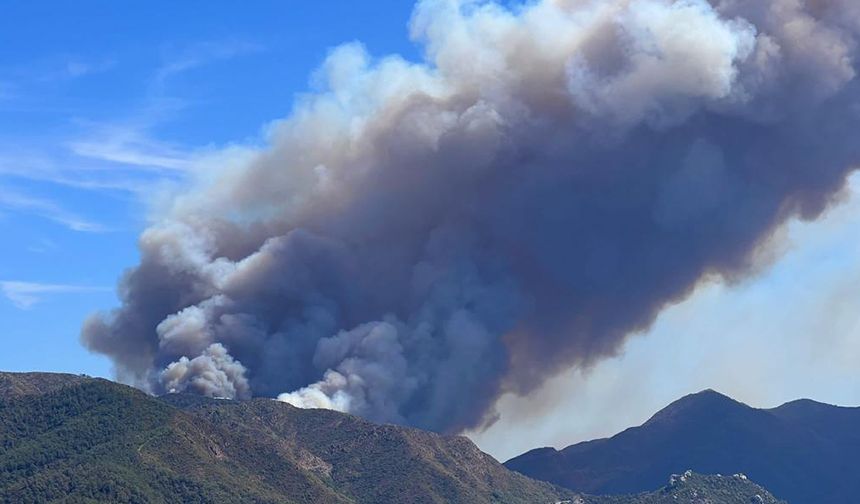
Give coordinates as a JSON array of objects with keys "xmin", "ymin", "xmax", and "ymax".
[
  {"xmin": 506, "ymin": 388, "xmax": 860, "ymax": 504},
  {"xmin": 0, "ymin": 372, "xmax": 785, "ymax": 504}
]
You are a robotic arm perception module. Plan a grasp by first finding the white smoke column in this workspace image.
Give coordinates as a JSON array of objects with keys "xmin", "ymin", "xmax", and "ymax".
[
  {"xmin": 161, "ymin": 343, "xmax": 251, "ymax": 399},
  {"xmin": 82, "ymin": 0, "xmax": 860, "ymax": 432}
]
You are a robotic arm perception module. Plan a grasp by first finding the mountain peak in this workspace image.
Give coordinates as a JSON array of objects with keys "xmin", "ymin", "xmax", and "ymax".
[
  {"xmin": 771, "ymin": 397, "xmax": 837, "ymax": 412},
  {"xmin": 507, "ymin": 389, "xmax": 860, "ymax": 504},
  {"xmin": 680, "ymin": 388, "xmax": 735, "ymax": 402},
  {"xmin": 643, "ymin": 389, "xmax": 746, "ymax": 426}
]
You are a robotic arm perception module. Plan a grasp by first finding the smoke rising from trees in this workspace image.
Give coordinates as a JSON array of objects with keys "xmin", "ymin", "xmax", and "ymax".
[{"xmin": 83, "ymin": 0, "xmax": 860, "ymax": 432}]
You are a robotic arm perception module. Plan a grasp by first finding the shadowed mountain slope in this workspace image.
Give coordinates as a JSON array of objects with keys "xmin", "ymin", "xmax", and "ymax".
[{"xmin": 505, "ymin": 389, "xmax": 860, "ymax": 504}]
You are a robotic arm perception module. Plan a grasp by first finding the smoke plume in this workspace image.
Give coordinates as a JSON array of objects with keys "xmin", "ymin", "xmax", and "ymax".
[{"xmin": 83, "ymin": 0, "xmax": 860, "ymax": 432}]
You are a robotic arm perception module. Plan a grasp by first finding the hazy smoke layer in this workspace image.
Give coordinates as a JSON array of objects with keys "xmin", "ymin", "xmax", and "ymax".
[{"xmin": 83, "ymin": 0, "xmax": 860, "ymax": 432}]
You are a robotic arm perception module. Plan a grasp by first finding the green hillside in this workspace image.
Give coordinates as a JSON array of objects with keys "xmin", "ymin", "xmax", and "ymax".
[
  {"xmin": 0, "ymin": 372, "xmax": 571, "ymax": 503},
  {"xmin": 0, "ymin": 374, "xmax": 346, "ymax": 503}
]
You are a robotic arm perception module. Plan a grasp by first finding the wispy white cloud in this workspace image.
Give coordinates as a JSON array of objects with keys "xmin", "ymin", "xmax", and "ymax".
[
  {"xmin": 0, "ymin": 38, "xmax": 260, "ymax": 205},
  {"xmin": 153, "ymin": 39, "xmax": 263, "ymax": 89},
  {"xmin": 0, "ymin": 187, "xmax": 108, "ymax": 232},
  {"xmin": 0, "ymin": 151, "xmax": 171, "ymax": 196},
  {"xmin": 64, "ymin": 39, "xmax": 263, "ymax": 175},
  {"xmin": 67, "ymin": 128, "xmax": 196, "ymax": 172},
  {"xmin": 28, "ymin": 57, "xmax": 116, "ymax": 84},
  {"xmin": 60, "ymin": 58, "xmax": 115, "ymax": 80},
  {"xmin": 1, "ymin": 55, "xmax": 115, "ymax": 91},
  {"xmin": 0, "ymin": 281, "xmax": 110, "ymax": 309}
]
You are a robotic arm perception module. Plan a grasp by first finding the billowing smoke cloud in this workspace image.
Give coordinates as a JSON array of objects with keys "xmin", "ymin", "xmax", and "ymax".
[{"xmin": 82, "ymin": 0, "xmax": 860, "ymax": 432}]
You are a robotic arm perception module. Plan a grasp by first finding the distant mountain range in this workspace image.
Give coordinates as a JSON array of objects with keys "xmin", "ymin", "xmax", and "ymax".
[
  {"xmin": 506, "ymin": 389, "xmax": 860, "ymax": 504},
  {"xmin": 0, "ymin": 372, "xmax": 782, "ymax": 504}
]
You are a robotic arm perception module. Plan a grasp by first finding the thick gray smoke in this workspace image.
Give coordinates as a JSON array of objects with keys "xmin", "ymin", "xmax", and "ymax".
[{"xmin": 83, "ymin": 0, "xmax": 860, "ymax": 432}]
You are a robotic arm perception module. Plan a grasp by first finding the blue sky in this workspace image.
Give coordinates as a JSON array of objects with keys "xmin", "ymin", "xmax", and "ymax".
[
  {"xmin": 0, "ymin": 1, "xmax": 417, "ymax": 376},
  {"xmin": 2, "ymin": 1, "xmax": 859, "ymax": 459}
]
